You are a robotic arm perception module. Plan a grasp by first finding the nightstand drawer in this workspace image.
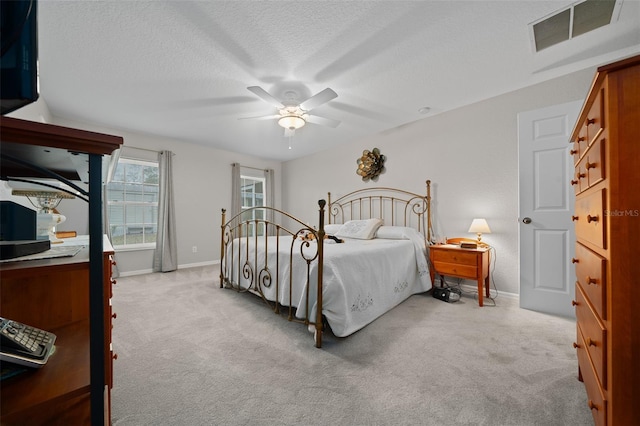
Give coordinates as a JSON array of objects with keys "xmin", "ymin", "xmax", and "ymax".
[
  {"xmin": 432, "ymin": 261, "xmax": 477, "ymax": 279},
  {"xmin": 431, "ymin": 249, "xmax": 478, "ymax": 265}
]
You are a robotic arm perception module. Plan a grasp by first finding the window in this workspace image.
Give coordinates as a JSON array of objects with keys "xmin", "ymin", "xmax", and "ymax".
[
  {"xmin": 106, "ymin": 158, "xmax": 159, "ymax": 248},
  {"xmin": 240, "ymin": 175, "xmax": 266, "ymax": 236}
]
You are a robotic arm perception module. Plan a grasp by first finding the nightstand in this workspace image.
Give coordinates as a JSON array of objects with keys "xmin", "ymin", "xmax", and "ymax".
[{"xmin": 429, "ymin": 243, "xmax": 490, "ymax": 306}]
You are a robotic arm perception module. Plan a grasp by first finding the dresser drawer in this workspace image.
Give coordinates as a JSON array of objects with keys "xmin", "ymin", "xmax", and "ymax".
[
  {"xmin": 586, "ymin": 87, "xmax": 605, "ymax": 144},
  {"xmin": 432, "ymin": 261, "xmax": 477, "ymax": 279},
  {"xmin": 572, "ymin": 161, "xmax": 587, "ymax": 195},
  {"xmin": 574, "ymin": 243, "xmax": 607, "ymax": 319},
  {"xmin": 575, "ymin": 324, "xmax": 607, "ymax": 426},
  {"xmin": 575, "ymin": 284, "xmax": 607, "ymax": 388},
  {"xmin": 574, "ymin": 189, "xmax": 606, "ymax": 249},
  {"xmin": 586, "ymin": 137, "xmax": 605, "ymax": 188}
]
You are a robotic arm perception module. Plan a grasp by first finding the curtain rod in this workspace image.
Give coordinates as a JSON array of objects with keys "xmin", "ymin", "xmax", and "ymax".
[
  {"xmin": 121, "ymin": 146, "xmax": 175, "ymax": 155},
  {"xmin": 232, "ymin": 163, "xmax": 269, "ymax": 172}
]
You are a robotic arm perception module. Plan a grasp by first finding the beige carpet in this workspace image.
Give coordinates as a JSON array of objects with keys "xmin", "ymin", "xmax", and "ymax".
[{"xmin": 111, "ymin": 265, "xmax": 593, "ymax": 426}]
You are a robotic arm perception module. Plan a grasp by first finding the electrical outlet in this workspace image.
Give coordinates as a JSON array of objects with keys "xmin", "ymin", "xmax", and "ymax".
[{"xmin": 192, "ymin": 246, "xmax": 197, "ymax": 253}]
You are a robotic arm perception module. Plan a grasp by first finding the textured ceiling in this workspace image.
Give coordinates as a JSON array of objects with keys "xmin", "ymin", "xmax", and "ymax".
[{"xmin": 36, "ymin": 1, "xmax": 640, "ymax": 161}]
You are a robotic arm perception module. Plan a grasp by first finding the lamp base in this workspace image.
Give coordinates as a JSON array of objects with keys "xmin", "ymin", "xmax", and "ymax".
[{"xmin": 37, "ymin": 213, "xmax": 66, "ymax": 243}]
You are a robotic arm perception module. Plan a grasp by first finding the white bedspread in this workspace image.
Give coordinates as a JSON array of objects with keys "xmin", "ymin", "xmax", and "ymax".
[{"xmin": 224, "ymin": 228, "xmax": 432, "ymax": 337}]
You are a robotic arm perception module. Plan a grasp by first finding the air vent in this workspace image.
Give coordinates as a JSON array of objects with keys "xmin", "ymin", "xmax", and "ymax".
[{"xmin": 530, "ymin": 0, "xmax": 621, "ymax": 52}]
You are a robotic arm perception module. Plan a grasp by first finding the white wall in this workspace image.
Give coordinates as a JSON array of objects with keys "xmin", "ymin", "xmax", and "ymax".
[{"xmin": 281, "ymin": 67, "xmax": 595, "ymax": 296}]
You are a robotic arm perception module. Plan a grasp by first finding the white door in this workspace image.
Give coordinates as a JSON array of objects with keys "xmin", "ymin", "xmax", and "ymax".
[{"xmin": 518, "ymin": 100, "xmax": 582, "ymax": 317}]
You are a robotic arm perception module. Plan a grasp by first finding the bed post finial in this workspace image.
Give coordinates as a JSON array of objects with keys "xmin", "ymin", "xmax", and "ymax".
[{"xmin": 220, "ymin": 208, "xmax": 227, "ymax": 288}]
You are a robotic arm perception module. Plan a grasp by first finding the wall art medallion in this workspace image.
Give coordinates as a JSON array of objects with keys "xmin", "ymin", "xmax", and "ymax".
[{"xmin": 356, "ymin": 148, "xmax": 386, "ymax": 181}]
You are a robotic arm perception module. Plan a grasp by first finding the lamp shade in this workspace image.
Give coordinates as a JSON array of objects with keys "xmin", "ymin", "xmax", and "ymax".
[
  {"xmin": 278, "ymin": 115, "xmax": 305, "ymax": 130},
  {"xmin": 468, "ymin": 218, "xmax": 491, "ymax": 234}
]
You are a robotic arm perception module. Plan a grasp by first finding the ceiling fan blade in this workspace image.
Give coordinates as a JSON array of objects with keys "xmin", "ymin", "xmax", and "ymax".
[
  {"xmin": 238, "ymin": 114, "xmax": 280, "ymax": 121},
  {"xmin": 299, "ymin": 88, "xmax": 337, "ymax": 111},
  {"xmin": 306, "ymin": 114, "xmax": 341, "ymax": 128},
  {"xmin": 247, "ymin": 86, "xmax": 284, "ymax": 108}
]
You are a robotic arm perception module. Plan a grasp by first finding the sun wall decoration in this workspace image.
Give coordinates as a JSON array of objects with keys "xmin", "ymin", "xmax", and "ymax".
[{"xmin": 356, "ymin": 148, "xmax": 386, "ymax": 182}]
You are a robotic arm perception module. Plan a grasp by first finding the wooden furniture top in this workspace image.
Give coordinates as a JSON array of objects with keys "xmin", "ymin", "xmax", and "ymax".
[
  {"xmin": 0, "ymin": 321, "xmax": 90, "ymax": 419},
  {"xmin": 0, "ymin": 236, "xmax": 114, "ymax": 274},
  {"xmin": 0, "ymin": 116, "xmax": 123, "ymax": 155}
]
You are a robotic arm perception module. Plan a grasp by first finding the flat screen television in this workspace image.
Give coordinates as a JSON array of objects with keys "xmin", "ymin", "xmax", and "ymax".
[{"xmin": 1, "ymin": 0, "xmax": 39, "ymax": 115}]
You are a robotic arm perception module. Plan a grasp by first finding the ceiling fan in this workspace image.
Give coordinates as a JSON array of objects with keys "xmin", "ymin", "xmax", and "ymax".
[{"xmin": 244, "ymin": 86, "xmax": 341, "ymax": 137}]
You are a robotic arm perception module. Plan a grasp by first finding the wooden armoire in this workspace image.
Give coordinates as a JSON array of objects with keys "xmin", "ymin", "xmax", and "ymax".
[{"xmin": 569, "ymin": 55, "xmax": 640, "ymax": 426}]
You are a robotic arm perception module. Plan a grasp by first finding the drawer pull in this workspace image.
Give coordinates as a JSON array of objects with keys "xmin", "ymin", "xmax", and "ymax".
[
  {"xmin": 587, "ymin": 214, "xmax": 599, "ymax": 223},
  {"xmin": 572, "ymin": 216, "xmax": 579, "ymax": 221},
  {"xmin": 112, "ymin": 312, "xmax": 117, "ymax": 319},
  {"xmin": 586, "ymin": 276, "xmax": 597, "ymax": 285},
  {"xmin": 577, "ymin": 172, "xmax": 586, "ymax": 179},
  {"xmin": 570, "ymin": 149, "xmax": 578, "ymax": 155},
  {"xmin": 113, "ymin": 353, "xmax": 118, "ymax": 360},
  {"xmin": 111, "ymin": 278, "xmax": 117, "ymax": 285},
  {"xmin": 586, "ymin": 337, "xmax": 597, "ymax": 347},
  {"xmin": 585, "ymin": 161, "xmax": 596, "ymax": 170},
  {"xmin": 578, "ymin": 136, "xmax": 586, "ymax": 142},
  {"xmin": 571, "ymin": 258, "xmax": 579, "ymax": 264},
  {"xmin": 571, "ymin": 179, "xmax": 579, "ymax": 186},
  {"xmin": 588, "ymin": 400, "xmax": 598, "ymax": 411},
  {"xmin": 572, "ymin": 342, "xmax": 580, "ymax": 349},
  {"xmin": 586, "ymin": 118, "xmax": 596, "ymax": 126},
  {"xmin": 571, "ymin": 300, "xmax": 578, "ymax": 306}
]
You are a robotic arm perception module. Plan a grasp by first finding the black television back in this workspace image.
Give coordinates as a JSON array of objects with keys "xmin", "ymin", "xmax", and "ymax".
[{"xmin": 1, "ymin": 0, "xmax": 38, "ymax": 115}]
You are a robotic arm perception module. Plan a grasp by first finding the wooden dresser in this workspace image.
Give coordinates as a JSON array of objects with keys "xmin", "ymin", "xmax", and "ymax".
[
  {"xmin": 569, "ymin": 55, "xmax": 640, "ymax": 426},
  {"xmin": 0, "ymin": 237, "xmax": 117, "ymax": 425}
]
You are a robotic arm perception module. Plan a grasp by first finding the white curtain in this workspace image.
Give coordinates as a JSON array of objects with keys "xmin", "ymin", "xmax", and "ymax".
[{"xmin": 153, "ymin": 150, "xmax": 177, "ymax": 272}]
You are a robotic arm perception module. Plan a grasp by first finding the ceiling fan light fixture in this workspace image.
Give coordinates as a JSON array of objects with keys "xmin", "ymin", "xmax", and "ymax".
[{"xmin": 278, "ymin": 114, "xmax": 306, "ymax": 130}]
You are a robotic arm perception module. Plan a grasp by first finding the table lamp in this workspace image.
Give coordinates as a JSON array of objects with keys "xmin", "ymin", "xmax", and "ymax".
[{"xmin": 468, "ymin": 218, "xmax": 491, "ymax": 243}]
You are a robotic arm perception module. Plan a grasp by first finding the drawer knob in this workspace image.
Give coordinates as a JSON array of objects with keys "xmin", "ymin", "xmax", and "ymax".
[
  {"xmin": 570, "ymin": 149, "xmax": 578, "ymax": 155},
  {"xmin": 112, "ymin": 312, "xmax": 117, "ymax": 319},
  {"xmin": 571, "ymin": 300, "xmax": 578, "ymax": 306},
  {"xmin": 578, "ymin": 136, "xmax": 586, "ymax": 142},
  {"xmin": 588, "ymin": 400, "xmax": 598, "ymax": 411},
  {"xmin": 586, "ymin": 337, "xmax": 597, "ymax": 347},
  {"xmin": 586, "ymin": 276, "xmax": 597, "ymax": 285},
  {"xmin": 577, "ymin": 172, "xmax": 586, "ymax": 179},
  {"xmin": 113, "ymin": 353, "xmax": 118, "ymax": 360},
  {"xmin": 570, "ymin": 179, "xmax": 579, "ymax": 186},
  {"xmin": 571, "ymin": 258, "xmax": 579, "ymax": 264},
  {"xmin": 586, "ymin": 118, "xmax": 596, "ymax": 125},
  {"xmin": 111, "ymin": 278, "xmax": 117, "ymax": 285},
  {"xmin": 587, "ymin": 214, "xmax": 599, "ymax": 223},
  {"xmin": 572, "ymin": 342, "xmax": 580, "ymax": 349},
  {"xmin": 585, "ymin": 161, "xmax": 596, "ymax": 170},
  {"xmin": 572, "ymin": 216, "xmax": 579, "ymax": 221}
]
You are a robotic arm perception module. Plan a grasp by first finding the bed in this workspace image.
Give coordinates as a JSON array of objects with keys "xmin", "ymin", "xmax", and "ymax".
[{"xmin": 219, "ymin": 181, "xmax": 433, "ymax": 348}]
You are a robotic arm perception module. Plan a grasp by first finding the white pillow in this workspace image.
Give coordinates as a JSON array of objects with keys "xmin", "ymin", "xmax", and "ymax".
[
  {"xmin": 375, "ymin": 226, "xmax": 417, "ymax": 240},
  {"xmin": 323, "ymin": 224, "xmax": 342, "ymax": 234},
  {"xmin": 335, "ymin": 218, "xmax": 383, "ymax": 240}
]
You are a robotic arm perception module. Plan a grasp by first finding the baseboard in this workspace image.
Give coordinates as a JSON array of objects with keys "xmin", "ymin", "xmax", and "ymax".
[
  {"xmin": 117, "ymin": 260, "xmax": 220, "ymax": 277},
  {"xmin": 455, "ymin": 282, "xmax": 519, "ymax": 301},
  {"xmin": 177, "ymin": 260, "xmax": 219, "ymax": 269}
]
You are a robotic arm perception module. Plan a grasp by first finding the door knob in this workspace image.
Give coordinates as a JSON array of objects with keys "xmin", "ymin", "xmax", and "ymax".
[{"xmin": 522, "ymin": 217, "xmax": 532, "ymax": 224}]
